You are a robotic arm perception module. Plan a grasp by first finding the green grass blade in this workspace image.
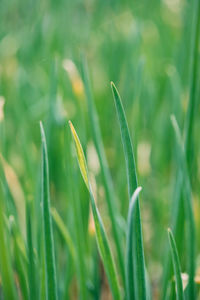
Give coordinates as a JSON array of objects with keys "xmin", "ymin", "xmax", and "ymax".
[
  {"xmin": 111, "ymin": 82, "xmax": 146, "ymax": 300},
  {"xmin": 126, "ymin": 186, "xmax": 142, "ymax": 300},
  {"xmin": 26, "ymin": 200, "xmax": 37, "ymax": 300},
  {"xmin": 69, "ymin": 121, "xmax": 121, "ymax": 300},
  {"xmin": 111, "ymin": 82, "xmax": 137, "ymax": 196},
  {"xmin": 40, "ymin": 121, "xmax": 58, "ymax": 300},
  {"xmin": 167, "ymin": 228, "xmax": 184, "ymax": 300},
  {"xmin": 171, "ymin": 115, "xmax": 195, "ymax": 299},
  {"xmin": 81, "ymin": 56, "xmax": 125, "ymax": 285},
  {"xmin": 51, "ymin": 207, "xmax": 76, "ymax": 260},
  {"xmin": 65, "ymin": 125, "xmax": 88, "ymax": 300},
  {"xmin": 0, "ymin": 181, "xmax": 16, "ymax": 300},
  {"xmin": 184, "ymin": 0, "xmax": 200, "ymax": 164},
  {"xmin": 40, "ymin": 243, "xmax": 46, "ymax": 300}
]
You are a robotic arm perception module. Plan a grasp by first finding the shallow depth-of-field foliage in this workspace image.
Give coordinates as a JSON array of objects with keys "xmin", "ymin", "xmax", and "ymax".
[{"xmin": 0, "ymin": 0, "xmax": 200, "ymax": 299}]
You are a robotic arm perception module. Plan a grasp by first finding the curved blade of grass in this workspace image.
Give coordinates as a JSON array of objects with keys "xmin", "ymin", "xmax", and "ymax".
[
  {"xmin": 171, "ymin": 115, "xmax": 195, "ymax": 299},
  {"xmin": 40, "ymin": 121, "xmax": 58, "ymax": 300},
  {"xmin": 111, "ymin": 82, "xmax": 146, "ymax": 299},
  {"xmin": 168, "ymin": 228, "xmax": 184, "ymax": 300},
  {"xmin": 126, "ymin": 186, "xmax": 142, "ymax": 300},
  {"xmin": 81, "ymin": 56, "xmax": 125, "ymax": 285},
  {"xmin": 111, "ymin": 82, "xmax": 137, "ymax": 196},
  {"xmin": 65, "ymin": 125, "xmax": 88, "ymax": 300},
  {"xmin": 0, "ymin": 181, "xmax": 17, "ymax": 300},
  {"xmin": 69, "ymin": 121, "xmax": 121, "ymax": 300},
  {"xmin": 51, "ymin": 207, "xmax": 76, "ymax": 260}
]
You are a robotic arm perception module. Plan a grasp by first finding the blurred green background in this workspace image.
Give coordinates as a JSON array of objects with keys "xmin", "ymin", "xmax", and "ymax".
[{"xmin": 0, "ymin": 0, "xmax": 199, "ymax": 298}]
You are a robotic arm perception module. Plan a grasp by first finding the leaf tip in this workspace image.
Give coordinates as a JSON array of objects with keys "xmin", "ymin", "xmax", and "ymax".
[
  {"xmin": 68, "ymin": 120, "xmax": 76, "ymax": 137},
  {"xmin": 39, "ymin": 120, "xmax": 43, "ymax": 131},
  {"xmin": 170, "ymin": 114, "xmax": 176, "ymax": 126},
  {"xmin": 110, "ymin": 81, "xmax": 122, "ymax": 106},
  {"xmin": 110, "ymin": 81, "xmax": 116, "ymax": 92},
  {"xmin": 130, "ymin": 186, "xmax": 142, "ymax": 208},
  {"xmin": 167, "ymin": 228, "xmax": 172, "ymax": 236},
  {"xmin": 131, "ymin": 186, "xmax": 142, "ymax": 199},
  {"xmin": 39, "ymin": 121, "xmax": 45, "ymax": 144}
]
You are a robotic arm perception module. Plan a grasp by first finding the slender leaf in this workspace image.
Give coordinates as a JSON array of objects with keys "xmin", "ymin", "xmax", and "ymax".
[
  {"xmin": 40, "ymin": 121, "xmax": 58, "ymax": 300},
  {"xmin": 168, "ymin": 228, "xmax": 184, "ymax": 300},
  {"xmin": 171, "ymin": 115, "xmax": 195, "ymax": 299},
  {"xmin": 126, "ymin": 186, "xmax": 142, "ymax": 300},
  {"xmin": 111, "ymin": 82, "xmax": 137, "ymax": 196},
  {"xmin": 66, "ymin": 124, "xmax": 88, "ymax": 300},
  {"xmin": 26, "ymin": 200, "xmax": 37, "ymax": 300},
  {"xmin": 69, "ymin": 121, "xmax": 121, "ymax": 300},
  {"xmin": 40, "ymin": 243, "xmax": 46, "ymax": 300},
  {"xmin": 184, "ymin": 0, "xmax": 200, "ymax": 164},
  {"xmin": 111, "ymin": 82, "xmax": 146, "ymax": 300}
]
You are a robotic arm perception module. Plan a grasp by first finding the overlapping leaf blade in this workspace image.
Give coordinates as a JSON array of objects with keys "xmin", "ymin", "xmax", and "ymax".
[
  {"xmin": 126, "ymin": 187, "xmax": 142, "ymax": 300},
  {"xmin": 69, "ymin": 121, "xmax": 121, "ymax": 300},
  {"xmin": 111, "ymin": 82, "xmax": 146, "ymax": 300},
  {"xmin": 40, "ymin": 122, "xmax": 58, "ymax": 300},
  {"xmin": 171, "ymin": 115, "xmax": 195, "ymax": 299},
  {"xmin": 26, "ymin": 200, "xmax": 37, "ymax": 300},
  {"xmin": 168, "ymin": 228, "xmax": 184, "ymax": 300}
]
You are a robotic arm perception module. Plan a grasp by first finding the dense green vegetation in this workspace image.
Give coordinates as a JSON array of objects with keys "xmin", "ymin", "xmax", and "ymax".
[{"xmin": 0, "ymin": 0, "xmax": 200, "ymax": 299}]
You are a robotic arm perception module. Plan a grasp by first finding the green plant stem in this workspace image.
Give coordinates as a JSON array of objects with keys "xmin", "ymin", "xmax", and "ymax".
[
  {"xmin": 40, "ymin": 122, "xmax": 58, "ymax": 300},
  {"xmin": 26, "ymin": 200, "xmax": 37, "ymax": 300}
]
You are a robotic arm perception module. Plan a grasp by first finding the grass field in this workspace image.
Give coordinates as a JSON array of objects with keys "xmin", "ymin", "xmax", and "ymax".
[{"xmin": 0, "ymin": 0, "xmax": 200, "ymax": 299}]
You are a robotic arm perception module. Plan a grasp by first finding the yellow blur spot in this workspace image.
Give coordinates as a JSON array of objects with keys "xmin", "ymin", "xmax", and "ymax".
[{"xmin": 63, "ymin": 59, "xmax": 84, "ymax": 98}]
